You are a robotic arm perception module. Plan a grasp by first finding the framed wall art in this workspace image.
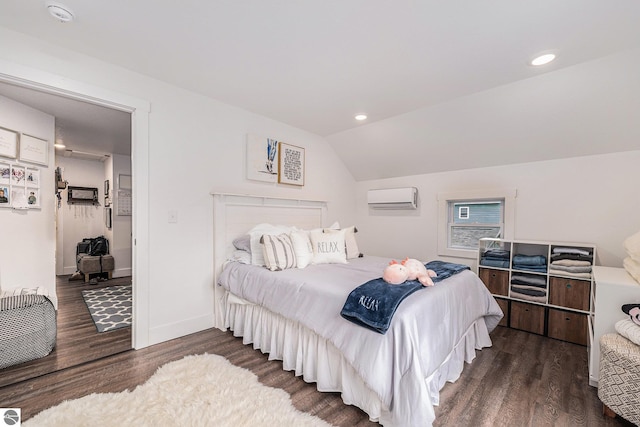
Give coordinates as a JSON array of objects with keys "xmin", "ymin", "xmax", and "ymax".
[
  {"xmin": 0, "ymin": 162, "xmax": 10, "ymax": 183},
  {"xmin": 105, "ymin": 207, "xmax": 112, "ymax": 229},
  {"xmin": 0, "ymin": 162, "xmax": 41, "ymax": 209},
  {"xmin": 11, "ymin": 164, "xmax": 26, "ymax": 186},
  {"xmin": 278, "ymin": 142, "xmax": 305, "ymax": 186},
  {"xmin": 118, "ymin": 174, "xmax": 131, "ymax": 190},
  {"xmin": 27, "ymin": 188, "xmax": 39, "ymax": 207},
  {"xmin": 0, "ymin": 185, "xmax": 9, "ymax": 207},
  {"xmin": 26, "ymin": 168, "xmax": 40, "ymax": 187},
  {"xmin": 246, "ymin": 134, "xmax": 279, "ymax": 183},
  {"xmin": 0, "ymin": 127, "xmax": 19, "ymax": 160},
  {"xmin": 19, "ymin": 134, "xmax": 49, "ymax": 166}
]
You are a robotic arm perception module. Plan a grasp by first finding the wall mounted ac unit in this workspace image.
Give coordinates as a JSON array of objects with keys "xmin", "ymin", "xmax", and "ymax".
[{"xmin": 367, "ymin": 187, "xmax": 418, "ymax": 210}]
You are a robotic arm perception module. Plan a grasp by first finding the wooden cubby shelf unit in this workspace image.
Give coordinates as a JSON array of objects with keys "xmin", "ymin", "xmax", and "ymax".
[{"xmin": 477, "ymin": 238, "xmax": 596, "ymax": 346}]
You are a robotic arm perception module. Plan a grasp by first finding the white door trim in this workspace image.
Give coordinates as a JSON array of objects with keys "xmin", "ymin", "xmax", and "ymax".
[{"xmin": 0, "ymin": 58, "xmax": 151, "ymax": 349}]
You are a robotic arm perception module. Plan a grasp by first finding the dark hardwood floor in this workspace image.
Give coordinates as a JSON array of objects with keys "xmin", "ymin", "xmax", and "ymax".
[
  {"xmin": 0, "ymin": 275, "xmax": 132, "ymax": 388},
  {"xmin": 0, "ymin": 321, "xmax": 635, "ymax": 426}
]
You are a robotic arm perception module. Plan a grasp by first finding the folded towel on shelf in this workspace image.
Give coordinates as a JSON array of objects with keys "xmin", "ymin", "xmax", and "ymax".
[
  {"xmin": 550, "ymin": 253, "xmax": 593, "ymax": 263},
  {"xmin": 482, "ymin": 249, "xmax": 511, "ymax": 259},
  {"xmin": 546, "ymin": 264, "xmax": 592, "ymax": 274},
  {"xmin": 510, "ymin": 274, "xmax": 547, "ymax": 288},
  {"xmin": 512, "ymin": 265, "xmax": 547, "ymax": 273},
  {"xmin": 480, "ymin": 258, "xmax": 510, "ymax": 268},
  {"xmin": 548, "ymin": 268, "xmax": 591, "ymax": 279},
  {"xmin": 509, "ymin": 286, "xmax": 546, "ymax": 298},
  {"xmin": 552, "ymin": 247, "xmax": 592, "ymax": 256},
  {"xmin": 512, "ymin": 254, "xmax": 547, "ymax": 266},
  {"xmin": 550, "ymin": 259, "xmax": 591, "ymax": 267},
  {"xmin": 511, "ymin": 284, "xmax": 548, "ymax": 295},
  {"xmin": 510, "ymin": 290, "xmax": 547, "ymax": 304}
]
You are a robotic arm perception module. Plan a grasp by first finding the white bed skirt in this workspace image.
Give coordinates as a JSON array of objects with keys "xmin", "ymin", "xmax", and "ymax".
[{"xmin": 222, "ymin": 291, "xmax": 493, "ymax": 426}]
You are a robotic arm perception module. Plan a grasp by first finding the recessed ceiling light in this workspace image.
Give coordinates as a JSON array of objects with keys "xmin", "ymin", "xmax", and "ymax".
[
  {"xmin": 530, "ymin": 53, "xmax": 556, "ymax": 66},
  {"xmin": 46, "ymin": 2, "xmax": 74, "ymax": 23},
  {"xmin": 355, "ymin": 114, "xmax": 367, "ymax": 121}
]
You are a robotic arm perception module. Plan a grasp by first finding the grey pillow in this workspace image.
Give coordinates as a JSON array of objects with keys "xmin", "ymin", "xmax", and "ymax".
[{"xmin": 233, "ymin": 234, "xmax": 251, "ymax": 252}]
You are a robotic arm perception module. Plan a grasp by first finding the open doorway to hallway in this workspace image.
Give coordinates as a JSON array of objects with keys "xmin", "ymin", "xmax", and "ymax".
[{"xmin": 0, "ymin": 81, "xmax": 133, "ymax": 387}]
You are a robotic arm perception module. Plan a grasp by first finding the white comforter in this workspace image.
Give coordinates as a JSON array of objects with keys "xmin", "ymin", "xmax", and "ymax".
[{"xmin": 218, "ymin": 256, "xmax": 503, "ymax": 426}]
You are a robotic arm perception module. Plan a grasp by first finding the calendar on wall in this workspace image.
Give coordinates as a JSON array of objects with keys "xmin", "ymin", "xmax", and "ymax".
[{"xmin": 117, "ymin": 189, "xmax": 132, "ymax": 216}]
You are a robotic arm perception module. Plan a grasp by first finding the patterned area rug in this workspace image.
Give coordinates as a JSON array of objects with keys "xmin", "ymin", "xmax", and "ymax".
[{"xmin": 81, "ymin": 285, "xmax": 132, "ymax": 333}]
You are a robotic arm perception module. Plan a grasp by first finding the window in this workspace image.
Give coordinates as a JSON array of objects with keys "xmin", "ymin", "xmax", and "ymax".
[
  {"xmin": 437, "ymin": 189, "xmax": 516, "ymax": 259},
  {"xmin": 458, "ymin": 206, "xmax": 469, "ymax": 219},
  {"xmin": 450, "ymin": 201, "xmax": 502, "ymax": 249}
]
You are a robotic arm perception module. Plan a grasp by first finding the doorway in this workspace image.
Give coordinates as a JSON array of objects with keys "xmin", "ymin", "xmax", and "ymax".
[{"xmin": 0, "ymin": 69, "xmax": 149, "ymax": 386}]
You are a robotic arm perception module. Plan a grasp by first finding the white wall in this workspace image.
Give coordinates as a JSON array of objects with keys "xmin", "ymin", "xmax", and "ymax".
[
  {"xmin": 55, "ymin": 156, "xmax": 109, "ymax": 275},
  {"xmin": 0, "ymin": 95, "xmax": 56, "ymax": 304},
  {"xmin": 0, "ymin": 27, "xmax": 357, "ymax": 346},
  {"xmin": 355, "ymin": 151, "xmax": 640, "ymax": 269}
]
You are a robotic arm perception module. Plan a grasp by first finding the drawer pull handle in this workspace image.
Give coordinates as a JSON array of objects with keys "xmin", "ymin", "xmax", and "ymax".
[
  {"xmin": 566, "ymin": 283, "xmax": 572, "ymax": 289},
  {"xmin": 565, "ymin": 317, "xmax": 571, "ymax": 321},
  {"xmin": 491, "ymin": 274, "xmax": 496, "ymax": 278}
]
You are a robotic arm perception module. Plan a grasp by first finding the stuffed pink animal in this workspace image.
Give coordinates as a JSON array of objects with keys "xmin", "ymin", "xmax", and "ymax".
[
  {"xmin": 402, "ymin": 258, "xmax": 437, "ymax": 287},
  {"xmin": 382, "ymin": 260, "xmax": 409, "ymax": 285}
]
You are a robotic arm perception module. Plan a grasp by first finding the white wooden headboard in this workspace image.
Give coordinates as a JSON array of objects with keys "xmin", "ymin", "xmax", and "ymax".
[{"xmin": 211, "ymin": 192, "xmax": 327, "ymax": 328}]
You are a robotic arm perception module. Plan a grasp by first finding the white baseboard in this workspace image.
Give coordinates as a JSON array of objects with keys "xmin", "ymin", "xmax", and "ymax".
[
  {"xmin": 147, "ymin": 314, "xmax": 214, "ymax": 347},
  {"xmin": 113, "ymin": 267, "xmax": 132, "ymax": 278},
  {"xmin": 62, "ymin": 265, "xmax": 77, "ymax": 275},
  {"xmin": 60, "ymin": 266, "xmax": 131, "ymax": 277}
]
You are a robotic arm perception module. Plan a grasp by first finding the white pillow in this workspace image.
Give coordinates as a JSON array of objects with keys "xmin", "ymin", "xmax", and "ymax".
[
  {"xmin": 309, "ymin": 229, "xmax": 347, "ymax": 265},
  {"xmin": 325, "ymin": 225, "xmax": 359, "ymax": 259},
  {"xmin": 615, "ymin": 319, "xmax": 640, "ymax": 346},
  {"xmin": 262, "ymin": 233, "xmax": 297, "ymax": 271},
  {"xmin": 248, "ymin": 223, "xmax": 294, "ymax": 266},
  {"xmin": 290, "ymin": 230, "xmax": 313, "ymax": 269},
  {"xmin": 624, "ymin": 257, "xmax": 640, "ymax": 284},
  {"xmin": 624, "ymin": 230, "xmax": 640, "ymax": 263}
]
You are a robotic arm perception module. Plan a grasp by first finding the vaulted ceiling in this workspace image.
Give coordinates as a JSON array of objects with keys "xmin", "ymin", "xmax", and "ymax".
[{"xmin": 1, "ymin": 1, "xmax": 639, "ymax": 179}]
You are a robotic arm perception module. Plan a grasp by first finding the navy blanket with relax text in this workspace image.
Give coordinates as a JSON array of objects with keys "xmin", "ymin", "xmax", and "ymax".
[{"xmin": 340, "ymin": 260, "xmax": 470, "ymax": 334}]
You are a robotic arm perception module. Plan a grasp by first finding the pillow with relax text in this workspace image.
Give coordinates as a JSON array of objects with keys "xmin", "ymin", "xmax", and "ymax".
[
  {"xmin": 309, "ymin": 229, "xmax": 347, "ymax": 264},
  {"xmin": 324, "ymin": 225, "xmax": 360, "ymax": 259}
]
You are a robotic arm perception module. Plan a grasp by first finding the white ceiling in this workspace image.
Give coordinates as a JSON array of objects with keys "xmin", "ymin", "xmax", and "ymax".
[
  {"xmin": 0, "ymin": 81, "xmax": 131, "ymax": 158},
  {"xmin": 0, "ymin": 1, "xmax": 639, "ymax": 178}
]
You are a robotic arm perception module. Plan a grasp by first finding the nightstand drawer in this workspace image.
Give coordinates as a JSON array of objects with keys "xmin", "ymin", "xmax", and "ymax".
[{"xmin": 479, "ymin": 268, "xmax": 509, "ymax": 296}]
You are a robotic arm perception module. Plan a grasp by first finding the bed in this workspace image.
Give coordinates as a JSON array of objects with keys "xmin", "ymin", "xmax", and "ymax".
[{"xmin": 212, "ymin": 193, "xmax": 503, "ymax": 426}]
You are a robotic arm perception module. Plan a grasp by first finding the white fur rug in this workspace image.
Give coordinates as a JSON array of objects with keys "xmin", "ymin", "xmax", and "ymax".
[{"xmin": 24, "ymin": 354, "xmax": 331, "ymax": 427}]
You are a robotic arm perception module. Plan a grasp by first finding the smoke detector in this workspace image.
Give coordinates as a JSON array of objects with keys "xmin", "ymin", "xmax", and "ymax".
[{"xmin": 47, "ymin": 2, "xmax": 74, "ymax": 23}]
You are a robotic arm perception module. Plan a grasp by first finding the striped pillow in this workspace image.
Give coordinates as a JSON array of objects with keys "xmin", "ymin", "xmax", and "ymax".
[{"xmin": 262, "ymin": 233, "xmax": 297, "ymax": 271}]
